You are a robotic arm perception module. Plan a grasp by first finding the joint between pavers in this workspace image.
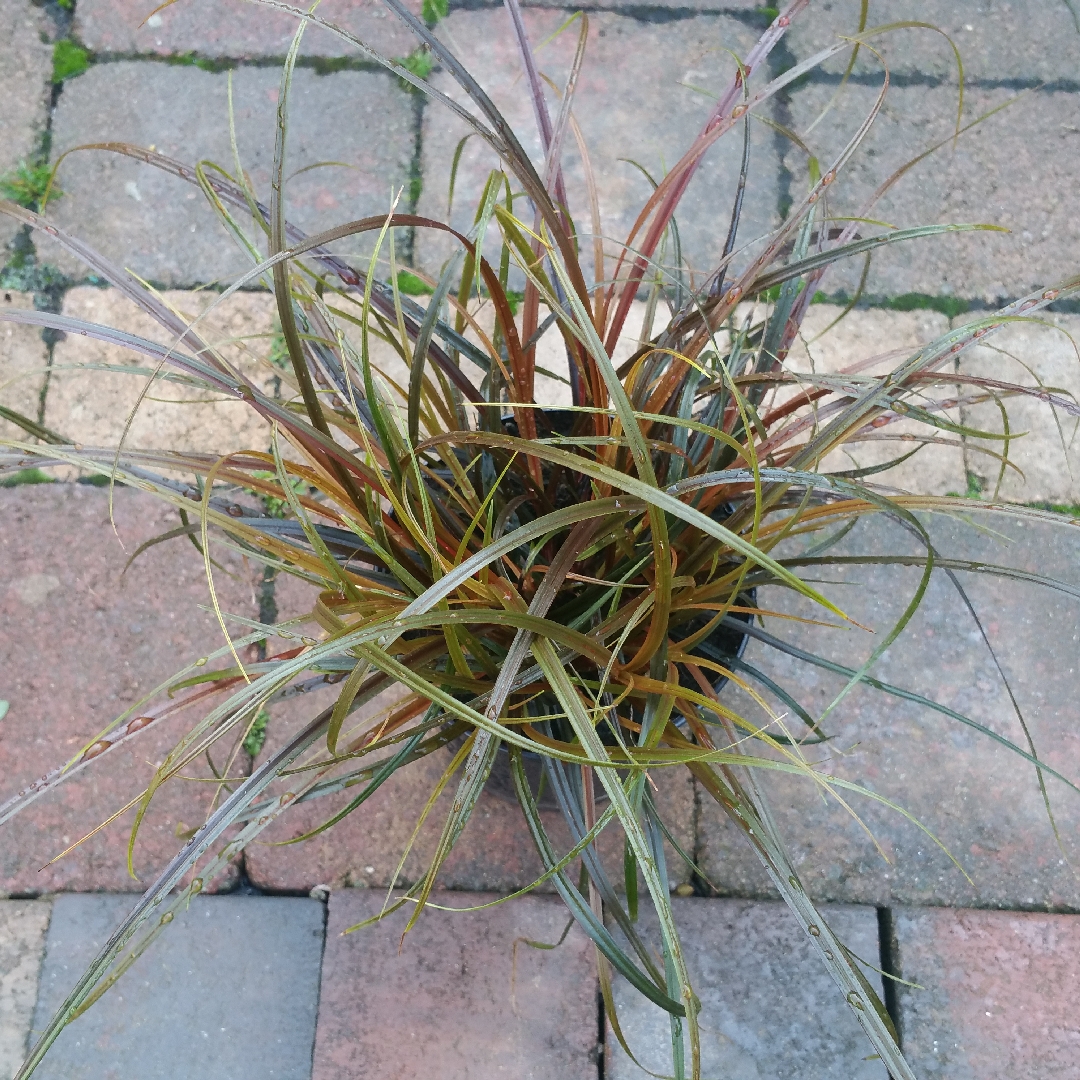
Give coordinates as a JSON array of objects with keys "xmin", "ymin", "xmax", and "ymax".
[
  {"xmin": 72, "ymin": 49, "xmax": 411, "ymax": 77},
  {"xmin": 308, "ymin": 893, "xmax": 330, "ymax": 1079},
  {"xmin": 595, "ymin": 982, "xmax": 607, "ymax": 1080},
  {"xmin": 794, "ymin": 68, "xmax": 1080, "ymax": 94},
  {"xmin": 450, "ymin": 0, "xmax": 782, "ymax": 27},
  {"xmin": 766, "ymin": 16, "xmax": 796, "ymax": 222},
  {"xmin": 876, "ymin": 907, "xmax": 903, "ymax": 1050},
  {"xmin": 402, "ymin": 88, "xmax": 427, "ymax": 266}
]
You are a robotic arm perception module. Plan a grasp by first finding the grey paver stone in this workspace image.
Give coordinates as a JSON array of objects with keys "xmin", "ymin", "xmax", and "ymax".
[
  {"xmin": 29, "ymin": 893, "xmax": 324, "ymax": 1080},
  {"xmin": 785, "ymin": 82, "xmax": 1080, "ymax": 303},
  {"xmin": 0, "ymin": 900, "xmax": 51, "ymax": 1080},
  {"xmin": 44, "ymin": 287, "xmax": 280, "ymax": 461},
  {"xmin": 75, "ymin": 0, "xmax": 423, "ymax": 60},
  {"xmin": 0, "ymin": 291, "xmax": 49, "ymax": 444},
  {"xmin": 416, "ymin": 9, "xmax": 780, "ymax": 288},
  {"xmin": 894, "ymin": 906, "xmax": 1080, "ymax": 1079},
  {"xmin": 957, "ymin": 311, "xmax": 1080, "ymax": 505},
  {"xmin": 697, "ymin": 509, "xmax": 1080, "ymax": 908},
  {"xmin": 786, "ymin": 0, "xmax": 1080, "ymax": 81},
  {"xmin": 313, "ymin": 890, "xmax": 597, "ymax": 1079},
  {"xmin": 40, "ymin": 63, "xmax": 412, "ymax": 285},
  {"xmin": 782, "ymin": 304, "xmax": 965, "ymax": 494},
  {"xmin": 0, "ymin": 0, "xmax": 54, "ymax": 259},
  {"xmin": 0, "ymin": 484, "xmax": 257, "ymax": 894},
  {"xmin": 606, "ymin": 898, "xmax": 886, "ymax": 1079}
]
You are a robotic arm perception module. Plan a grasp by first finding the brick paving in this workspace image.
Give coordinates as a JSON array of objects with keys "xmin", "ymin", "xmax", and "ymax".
[
  {"xmin": 75, "ymin": 0, "xmax": 424, "ymax": 60},
  {"xmin": 958, "ymin": 311, "xmax": 1080, "ymax": 504},
  {"xmin": 2, "ymin": 0, "xmax": 1080, "ymax": 1076},
  {"xmin": 44, "ymin": 287, "xmax": 279, "ymax": 459},
  {"xmin": 6, "ymin": 891, "xmax": 1080, "ymax": 1078},
  {"xmin": 0, "ymin": 292, "xmax": 48, "ymax": 446},
  {"xmin": 786, "ymin": 83, "xmax": 1080, "ymax": 303},
  {"xmin": 787, "ymin": 0, "xmax": 1080, "ymax": 81}
]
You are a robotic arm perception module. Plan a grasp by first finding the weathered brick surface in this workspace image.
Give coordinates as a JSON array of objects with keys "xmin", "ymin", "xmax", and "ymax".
[
  {"xmin": 786, "ymin": 83, "xmax": 1080, "ymax": 303},
  {"xmin": 41, "ymin": 63, "xmax": 413, "ymax": 285},
  {"xmin": 0, "ymin": 484, "xmax": 258, "ymax": 893},
  {"xmin": 75, "ymin": 0, "xmax": 423, "ymax": 60},
  {"xmin": 0, "ymin": 0, "xmax": 54, "ymax": 258},
  {"xmin": 894, "ymin": 906, "xmax": 1080, "ymax": 1079},
  {"xmin": 416, "ymin": 9, "xmax": 780, "ymax": 287},
  {"xmin": 44, "ymin": 286, "xmax": 279, "ymax": 459},
  {"xmin": 31, "ymin": 894, "xmax": 324, "ymax": 1080},
  {"xmin": 313, "ymin": 890, "xmax": 598, "ymax": 1079},
  {"xmin": 0, "ymin": 900, "xmax": 51, "ymax": 1079},
  {"xmin": 697, "ymin": 510, "xmax": 1080, "ymax": 908},
  {"xmin": 957, "ymin": 311, "xmax": 1080, "ymax": 505},
  {"xmin": 783, "ymin": 304, "xmax": 965, "ymax": 495},
  {"xmin": 0, "ymin": 291, "xmax": 49, "ymax": 444},
  {"xmin": 606, "ymin": 899, "xmax": 885, "ymax": 1079},
  {"xmin": 787, "ymin": 0, "xmax": 1080, "ymax": 81}
]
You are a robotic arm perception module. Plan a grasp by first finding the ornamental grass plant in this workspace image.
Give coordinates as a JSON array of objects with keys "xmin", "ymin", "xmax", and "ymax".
[{"xmin": 2, "ymin": 1, "xmax": 1079, "ymax": 1077}]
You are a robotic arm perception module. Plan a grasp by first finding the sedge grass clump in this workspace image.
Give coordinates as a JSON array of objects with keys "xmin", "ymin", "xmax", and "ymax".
[{"xmin": 2, "ymin": 1, "xmax": 1079, "ymax": 1078}]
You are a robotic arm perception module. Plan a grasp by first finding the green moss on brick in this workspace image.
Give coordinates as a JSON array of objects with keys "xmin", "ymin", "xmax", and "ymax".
[
  {"xmin": 396, "ymin": 270, "xmax": 432, "ymax": 296},
  {"xmin": 53, "ymin": 40, "xmax": 89, "ymax": 83},
  {"xmin": 0, "ymin": 468, "xmax": 55, "ymax": 488},
  {"xmin": 887, "ymin": 292, "xmax": 969, "ymax": 320}
]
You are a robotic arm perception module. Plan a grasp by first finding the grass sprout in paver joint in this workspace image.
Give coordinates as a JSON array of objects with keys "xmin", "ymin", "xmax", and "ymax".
[
  {"xmin": 2, "ymin": 2, "xmax": 1079, "ymax": 1079},
  {"xmin": 0, "ymin": 162, "xmax": 62, "ymax": 212}
]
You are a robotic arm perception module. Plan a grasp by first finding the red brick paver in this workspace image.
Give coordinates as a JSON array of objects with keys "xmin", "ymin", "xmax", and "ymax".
[
  {"xmin": 894, "ymin": 906, "xmax": 1080, "ymax": 1079},
  {"xmin": 0, "ymin": 484, "xmax": 258, "ymax": 893},
  {"xmin": 313, "ymin": 890, "xmax": 598, "ymax": 1080}
]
